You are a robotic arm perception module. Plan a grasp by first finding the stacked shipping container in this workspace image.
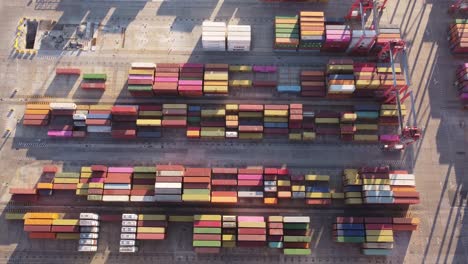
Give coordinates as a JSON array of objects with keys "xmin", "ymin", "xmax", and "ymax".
[
  {"xmin": 127, "ymin": 63, "xmax": 156, "ymax": 97},
  {"xmin": 78, "ymin": 213, "xmax": 100, "ymax": 252},
  {"xmin": 131, "ymin": 167, "xmax": 156, "ymax": 202},
  {"xmin": 299, "ymin": 11, "xmax": 325, "ymax": 51},
  {"xmin": 155, "ymin": 165, "xmax": 184, "ymax": 202},
  {"xmin": 204, "ymin": 64, "xmax": 229, "ymax": 95},
  {"xmin": 153, "ymin": 64, "xmax": 179, "ymax": 95},
  {"xmin": 23, "ymin": 103, "xmax": 50, "ymax": 126},
  {"xmin": 82, "ymin": 73, "xmax": 106, "ymax": 90},
  {"xmin": 222, "ymin": 215, "xmax": 237, "ymax": 248},
  {"xmin": 275, "ymin": 16, "xmax": 299, "ymax": 50},
  {"xmin": 322, "ymin": 25, "xmax": 351, "ymax": 52},
  {"xmin": 179, "ymin": 64, "xmax": 204, "ymax": 96},
  {"xmin": 202, "ymin": 21, "xmax": 226, "ymax": 51},
  {"xmin": 237, "ymin": 216, "xmax": 267, "ymax": 247},
  {"xmin": 300, "ymin": 70, "xmax": 326, "ymax": 97},
  {"xmin": 86, "ymin": 105, "xmax": 112, "ymax": 135},
  {"xmin": 211, "ymin": 168, "xmax": 238, "ymax": 203},
  {"xmin": 326, "ymin": 59, "xmax": 356, "ymax": 96},
  {"xmin": 137, "ymin": 105, "xmax": 162, "ymax": 138},
  {"xmin": 305, "ymin": 174, "xmax": 331, "ymax": 205},
  {"xmin": 455, "ymin": 63, "xmax": 468, "ymax": 108},
  {"xmin": 283, "ymin": 216, "xmax": 311, "ymax": 255},
  {"xmin": 449, "ymin": 19, "xmax": 468, "ymax": 54},
  {"xmin": 111, "ymin": 105, "xmax": 138, "ymax": 139},
  {"xmin": 183, "ymin": 168, "xmax": 212, "ymax": 202},
  {"xmin": 102, "ymin": 167, "xmax": 133, "ymax": 202},
  {"xmin": 193, "ymin": 215, "xmax": 222, "ymax": 253}
]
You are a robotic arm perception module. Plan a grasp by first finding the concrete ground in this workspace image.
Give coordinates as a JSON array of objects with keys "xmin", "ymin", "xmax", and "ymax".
[{"xmin": 0, "ymin": 0, "xmax": 466, "ymax": 263}]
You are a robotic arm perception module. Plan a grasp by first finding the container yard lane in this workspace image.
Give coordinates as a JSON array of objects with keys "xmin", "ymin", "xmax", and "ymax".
[{"xmin": 0, "ymin": 0, "xmax": 466, "ymax": 264}]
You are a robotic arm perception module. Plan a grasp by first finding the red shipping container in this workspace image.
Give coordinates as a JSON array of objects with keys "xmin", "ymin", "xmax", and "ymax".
[
  {"xmin": 155, "ymin": 72, "xmax": 179, "ymax": 78},
  {"xmin": 103, "ymin": 189, "xmax": 131, "ymax": 195},
  {"xmin": 184, "ymin": 168, "xmax": 211, "ymax": 177},
  {"xmin": 161, "ymin": 120, "xmax": 187, "ymax": 128},
  {"xmin": 51, "ymin": 225, "xmax": 79, "ymax": 233},
  {"xmin": 128, "ymin": 79, "xmax": 153, "ymax": 85},
  {"xmin": 183, "ymin": 177, "xmax": 210, "ymax": 183},
  {"xmin": 305, "ymin": 199, "xmax": 331, "ymax": 205},
  {"xmin": 212, "ymin": 168, "xmax": 237, "ymax": 174},
  {"xmin": 264, "ymin": 168, "xmax": 278, "ymax": 175},
  {"xmin": 392, "ymin": 224, "xmax": 418, "ymax": 231},
  {"xmin": 365, "ymin": 224, "xmax": 393, "ymax": 230},
  {"xmin": 139, "ymin": 105, "xmax": 162, "ymax": 111},
  {"xmin": 73, "ymin": 131, "xmax": 86, "ymax": 138},
  {"xmin": 11, "ymin": 194, "xmax": 38, "ymax": 202},
  {"xmin": 194, "ymin": 247, "xmax": 220, "ymax": 254},
  {"xmin": 211, "ymin": 191, "xmax": 237, "ymax": 197},
  {"xmin": 53, "ymin": 184, "xmax": 77, "ymax": 190},
  {"xmin": 56, "ymin": 68, "xmax": 81, "ymax": 75},
  {"xmin": 237, "ymin": 180, "xmax": 263, "ymax": 187},
  {"xmin": 137, "ymin": 221, "xmax": 167, "ymax": 227},
  {"xmin": 130, "ymin": 189, "xmax": 154, "ymax": 196},
  {"xmin": 238, "ymin": 104, "xmax": 263, "ymax": 112},
  {"xmin": 28, "ymin": 232, "xmax": 56, "ymax": 239},
  {"xmin": 237, "ymin": 235, "xmax": 266, "ymax": 241},
  {"xmin": 393, "ymin": 198, "xmax": 420, "ymax": 204},
  {"xmin": 87, "ymin": 189, "xmax": 104, "ymax": 195},
  {"xmin": 136, "ymin": 233, "xmax": 165, "ymax": 240},
  {"xmin": 238, "ymin": 168, "xmax": 263, "ymax": 174},
  {"xmin": 111, "ymin": 130, "xmax": 136, "ymax": 138},
  {"xmin": 365, "ymin": 217, "xmax": 393, "ymax": 224},
  {"xmin": 193, "ymin": 234, "xmax": 221, "ymax": 241},
  {"xmin": 211, "ymin": 179, "xmax": 237, "ymax": 186},
  {"xmin": 104, "ymin": 176, "xmax": 132, "ymax": 184},
  {"xmin": 238, "ymin": 228, "xmax": 266, "ymax": 235},
  {"xmin": 268, "ymin": 223, "xmax": 283, "ymax": 229},
  {"xmin": 86, "ymin": 119, "xmax": 111, "ymax": 126},
  {"xmin": 283, "ymin": 242, "xmax": 310, "ymax": 249},
  {"xmin": 157, "ymin": 63, "xmax": 180, "ymax": 68},
  {"xmin": 183, "ymin": 183, "xmax": 210, "ymax": 189},
  {"xmin": 9, "ymin": 188, "xmax": 37, "ymax": 195},
  {"xmin": 238, "ymin": 126, "xmax": 263, "ymax": 132},
  {"xmin": 24, "ymin": 114, "xmax": 49, "ymax": 120},
  {"xmin": 112, "ymin": 106, "xmax": 138, "ymax": 115},
  {"xmin": 194, "ymin": 221, "xmax": 222, "ymax": 227},
  {"xmin": 268, "ymin": 229, "xmax": 284, "ymax": 236},
  {"xmin": 264, "ymin": 105, "xmax": 288, "ymax": 110},
  {"xmin": 392, "ymin": 218, "xmax": 416, "ymax": 225},
  {"xmin": 335, "ymin": 217, "xmax": 364, "ymax": 224},
  {"xmin": 24, "ymin": 225, "xmax": 51, "ymax": 232},
  {"xmin": 22, "ymin": 119, "xmax": 49, "ymax": 126}
]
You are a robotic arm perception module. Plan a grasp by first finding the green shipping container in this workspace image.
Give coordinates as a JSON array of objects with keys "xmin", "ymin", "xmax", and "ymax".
[
  {"xmin": 335, "ymin": 236, "xmax": 365, "ymax": 243},
  {"xmin": 87, "ymin": 195, "xmax": 103, "ymax": 201},
  {"xmin": 362, "ymin": 248, "xmax": 392, "ymax": 256},
  {"xmin": 193, "ymin": 228, "xmax": 222, "ymax": 234},
  {"xmin": 276, "ymin": 28, "xmax": 299, "ymax": 34},
  {"xmin": 187, "ymin": 116, "xmax": 201, "ymax": 123},
  {"xmin": 183, "ymin": 189, "xmax": 210, "ymax": 195},
  {"xmin": 83, "ymin": 73, "xmax": 107, "ymax": 80},
  {"xmin": 283, "ymin": 249, "xmax": 311, "ymax": 255},
  {"xmin": 55, "ymin": 172, "xmax": 80, "ymax": 178},
  {"xmin": 284, "ymin": 223, "xmax": 310, "ymax": 230},
  {"xmin": 193, "ymin": 240, "xmax": 221, "ymax": 247},
  {"xmin": 276, "ymin": 33, "xmax": 300, "ymax": 38},
  {"xmin": 133, "ymin": 166, "xmax": 156, "ymax": 173},
  {"xmin": 283, "ymin": 236, "xmax": 312, "ymax": 243},
  {"xmin": 128, "ymin": 85, "xmax": 153, "ymax": 91},
  {"xmin": 276, "ymin": 24, "xmax": 299, "ymax": 29},
  {"xmin": 133, "ymin": 173, "xmax": 156, "ymax": 179},
  {"xmin": 455, "ymin": 19, "xmax": 468, "ymax": 24}
]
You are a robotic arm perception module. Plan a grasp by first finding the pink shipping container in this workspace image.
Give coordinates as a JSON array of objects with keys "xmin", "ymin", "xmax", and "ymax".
[
  {"xmin": 237, "ymin": 174, "xmax": 263, "ymax": 180},
  {"xmin": 178, "ymin": 80, "xmax": 203, "ymax": 86},
  {"xmin": 379, "ymin": 134, "xmax": 400, "ymax": 143},
  {"xmin": 237, "ymin": 216, "xmax": 264, "ymax": 222},
  {"xmin": 108, "ymin": 167, "xmax": 134, "ymax": 173},
  {"xmin": 48, "ymin": 131, "xmax": 73, "ymax": 137},
  {"xmin": 154, "ymin": 77, "xmax": 178, "ymax": 82},
  {"xmin": 193, "ymin": 221, "xmax": 222, "ymax": 227},
  {"xmin": 128, "ymin": 75, "xmax": 154, "ymax": 80}
]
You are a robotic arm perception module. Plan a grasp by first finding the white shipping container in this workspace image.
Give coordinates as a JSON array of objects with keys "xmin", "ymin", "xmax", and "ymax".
[
  {"xmin": 80, "ymin": 213, "xmax": 99, "ymax": 220},
  {"xmin": 237, "ymin": 191, "xmax": 263, "ymax": 198},
  {"xmin": 202, "ymin": 21, "xmax": 226, "ymax": 27},
  {"xmin": 73, "ymin": 113, "xmax": 87, "ymax": 120},
  {"xmin": 389, "ymin": 174, "xmax": 415, "ymax": 180},
  {"xmin": 328, "ymin": 84, "xmax": 356, "ymax": 93},
  {"xmin": 80, "ymin": 226, "xmax": 99, "ymax": 233},
  {"xmin": 362, "ymin": 185, "xmax": 391, "ymax": 191},
  {"xmin": 119, "ymin": 246, "xmax": 139, "ymax": 253},
  {"xmin": 87, "ymin": 126, "xmax": 112, "ymax": 133},
  {"xmin": 103, "ymin": 183, "xmax": 132, "ymax": 190},
  {"xmin": 102, "ymin": 195, "xmax": 130, "ymax": 202},
  {"xmin": 122, "ymin": 221, "xmax": 137, "ymax": 227},
  {"xmin": 225, "ymin": 131, "xmax": 238, "ymax": 138},
  {"xmin": 222, "ymin": 215, "xmax": 236, "ymax": 222},
  {"xmin": 131, "ymin": 62, "xmax": 156, "ymax": 69},
  {"xmin": 79, "ymin": 220, "xmax": 100, "ymax": 227},
  {"xmin": 283, "ymin": 216, "xmax": 310, "ymax": 223},
  {"xmin": 264, "ymin": 186, "xmax": 277, "ymax": 192},
  {"xmin": 292, "ymin": 191, "xmax": 306, "ymax": 199},
  {"xmin": 121, "ymin": 233, "xmax": 136, "ymax": 240},
  {"xmin": 222, "ymin": 222, "xmax": 236, "ymax": 228},
  {"xmin": 264, "ymin": 181, "xmax": 276, "ymax": 186},
  {"xmin": 78, "ymin": 245, "xmax": 98, "ymax": 252},
  {"xmin": 120, "ymin": 240, "xmax": 136, "ymax": 246},
  {"xmin": 79, "ymin": 239, "xmax": 98, "ymax": 245},
  {"xmin": 130, "ymin": 195, "xmax": 156, "ymax": 202},
  {"xmin": 50, "ymin": 102, "xmax": 77, "ymax": 110},
  {"xmin": 122, "ymin": 214, "xmax": 138, "ymax": 220},
  {"xmin": 154, "ymin": 182, "xmax": 182, "ymax": 189},
  {"xmin": 80, "ymin": 233, "xmax": 99, "ymax": 239},
  {"xmin": 389, "ymin": 179, "xmax": 416, "ymax": 186},
  {"xmin": 158, "ymin": 171, "xmax": 184, "ymax": 177},
  {"xmin": 121, "ymin": 227, "xmax": 137, "ymax": 233}
]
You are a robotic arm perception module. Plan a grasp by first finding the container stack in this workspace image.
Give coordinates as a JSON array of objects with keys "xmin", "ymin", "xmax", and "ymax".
[
  {"xmin": 291, "ymin": 173, "xmax": 305, "ymax": 201},
  {"xmin": 72, "ymin": 105, "xmax": 88, "ymax": 138},
  {"xmin": 237, "ymin": 216, "xmax": 266, "ymax": 247},
  {"xmin": 237, "ymin": 168, "xmax": 264, "ymax": 200},
  {"xmin": 202, "ymin": 21, "xmax": 226, "ymax": 51},
  {"xmin": 263, "ymin": 105, "xmax": 289, "ymax": 137},
  {"xmin": 128, "ymin": 63, "xmax": 155, "ymax": 97},
  {"xmin": 211, "ymin": 168, "xmax": 238, "ymax": 203},
  {"xmin": 377, "ymin": 63, "xmax": 407, "ymax": 97},
  {"xmin": 193, "ymin": 215, "xmax": 222, "ymax": 254},
  {"xmin": 277, "ymin": 168, "xmax": 291, "ymax": 201},
  {"xmin": 130, "ymin": 167, "xmax": 156, "ymax": 202},
  {"xmin": 102, "ymin": 167, "xmax": 132, "ymax": 202},
  {"xmin": 178, "ymin": 64, "xmax": 204, "ymax": 96},
  {"xmin": 162, "ymin": 104, "xmax": 187, "ymax": 128},
  {"xmin": 78, "ymin": 213, "xmax": 100, "ymax": 252},
  {"xmin": 152, "ymin": 63, "xmax": 179, "ymax": 96},
  {"xmin": 137, "ymin": 214, "xmax": 167, "ymax": 240},
  {"xmin": 300, "ymin": 70, "xmax": 326, "ymax": 97},
  {"xmin": 353, "ymin": 105, "xmax": 380, "ymax": 142},
  {"xmin": 81, "ymin": 73, "xmax": 106, "ymax": 90},
  {"xmin": 353, "ymin": 62, "xmax": 381, "ymax": 98},
  {"xmin": 455, "ymin": 63, "xmax": 468, "ymax": 107},
  {"xmin": 326, "ymin": 59, "xmax": 355, "ymax": 96},
  {"xmin": 238, "ymin": 104, "xmax": 264, "ymax": 139},
  {"xmin": 85, "ymin": 165, "xmax": 107, "ymax": 202},
  {"xmin": 274, "ymin": 16, "xmax": 299, "ymax": 50},
  {"xmin": 225, "ymin": 104, "xmax": 239, "ymax": 138},
  {"xmin": 200, "ymin": 106, "xmax": 226, "ymax": 139},
  {"xmin": 302, "ymin": 106, "xmax": 316, "ymax": 141},
  {"xmin": 342, "ymin": 169, "xmax": 363, "ymax": 205},
  {"xmin": 23, "ymin": 213, "xmax": 59, "ymax": 240},
  {"xmin": 227, "ymin": 25, "xmax": 251, "ymax": 52},
  {"xmin": 389, "ymin": 170, "xmax": 419, "ymax": 204},
  {"xmin": 86, "ymin": 105, "xmax": 112, "ymax": 135},
  {"xmin": 182, "ymin": 167, "xmax": 211, "ymax": 202},
  {"xmin": 120, "ymin": 214, "xmax": 138, "ymax": 253},
  {"xmin": 288, "ymin": 104, "xmax": 303, "ymax": 141},
  {"xmin": 187, "ymin": 105, "xmax": 201, "ymax": 138},
  {"xmin": 315, "ymin": 110, "xmax": 341, "ymax": 136},
  {"xmin": 347, "ymin": 30, "xmax": 377, "ymax": 54},
  {"xmin": 267, "ymin": 216, "xmax": 284, "ymax": 249},
  {"xmin": 23, "ymin": 103, "xmax": 50, "ymax": 126},
  {"xmin": 334, "ymin": 217, "xmax": 366, "ymax": 243},
  {"xmin": 263, "ymin": 168, "xmax": 278, "ymax": 205},
  {"xmin": 56, "ymin": 68, "xmax": 81, "ymax": 76},
  {"xmin": 299, "ymin": 11, "xmax": 325, "ymax": 51},
  {"xmin": 48, "ymin": 103, "xmax": 76, "ymax": 138},
  {"xmin": 283, "ymin": 216, "xmax": 311, "ymax": 255},
  {"xmin": 53, "ymin": 171, "xmax": 80, "ymax": 192},
  {"xmin": 154, "ymin": 165, "xmax": 184, "ymax": 202},
  {"xmin": 304, "ymin": 174, "xmax": 331, "ymax": 205},
  {"xmin": 340, "ymin": 112, "xmax": 357, "ymax": 141},
  {"xmin": 10, "ymin": 187, "xmax": 38, "ymax": 202},
  {"xmin": 111, "ymin": 105, "xmax": 138, "ymax": 139},
  {"xmin": 322, "ymin": 25, "xmax": 351, "ymax": 52},
  {"xmin": 379, "ymin": 104, "xmax": 405, "ymax": 127},
  {"xmin": 204, "ymin": 64, "xmax": 229, "ymax": 96},
  {"xmin": 53, "ymin": 217, "xmax": 80, "ymax": 240},
  {"xmin": 362, "ymin": 217, "xmax": 394, "ymax": 256},
  {"xmin": 136, "ymin": 105, "xmax": 163, "ymax": 138},
  {"xmin": 449, "ymin": 19, "xmax": 468, "ymax": 54},
  {"xmin": 222, "ymin": 215, "xmax": 237, "ymax": 248}
]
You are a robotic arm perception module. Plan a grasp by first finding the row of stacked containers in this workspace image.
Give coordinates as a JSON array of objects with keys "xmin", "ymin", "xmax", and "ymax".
[
  {"xmin": 449, "ymin": 19, "xmax": 468, "ymax": 54},
  {"xmin": 9, "ymin": 165, "xmax": 419, "ymax": 206},
  {"xmin": 23, "ymin": 102, "xmax": 403, "ymax": 142},
  {"xmin": 455, "ymin": 63, "xmax": 468, "ymax": 108},
  {"xmin": 124, "ymin": 60, "xmax": 407, "ymax": 98},
  {"xmin": 119, "ymin": 214, "xmax": 168, "ymax": 253}
]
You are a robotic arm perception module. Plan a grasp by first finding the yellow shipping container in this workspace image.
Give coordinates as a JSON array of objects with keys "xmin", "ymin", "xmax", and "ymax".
[
  {"xmin": 162, "ymin": 104, "xmax": 187, "ymax": 109},
  {"xmin": 300, "ymin": 11, "xmax": 324, "ymax": 16},
  {"xmin": 341, "ymin": 113, "xmax": 357, "ymax": 122},
  {"xmin": 138, "ymin": 214, "xmax": 166, "ymax": 221},
  {"xmin": 278, "ymin": 191, "xmax": 292, "ymax": 198},
  {"xmin": 24, "ymin": 212, "xmax": 60, "ymax": 219},
  {"xmin": 380, "ymin": 110, "xmax": 406, "ymax": 117},
  {"xmin": 238, "ymin": 222, "xmax": 266, "ymax": 228},
  {"xmin": 264, "ymin": 117, "xmax": 288, "ymax": 123},
  {"xmin": 89, "ymin": 183, "xmax": 104, "ymax": 189},
  {"xmin": 343, "ymin": 169, "xmax": 359, "ymax": 179},
  {"xmin": 268, "ymin": 216, "xmax": 283, "ymax": 222},
  {"xmin": 81, "ymin": 167, "xmax": 92, "ymax": 173},
  {"xmin": 139, "ymin": 111, "xmax": 163, "ymax": 117},
  {"xmin": 204, "ymin": 72, "xmax": 229, "ymax": 81},
  {"xmin": 225, "ymin": 115, "xmax": 238, "ymax": 121},
  {"xmin": 56, "ymin": 233, "xmax": 80, "ymax": 240},
  {"xmin": 264, "ymin": 110, "xmax": 289, "ymax": 117},
  {"xmin": 302, "ymin": 132, "xmax": 316, "ymax": 141},
  {"xmin": 203, "ymin": 85, "xmax": 228, "ymax": 93},
  {"xmin": 377, "ymin": 67, "xmax": 401, "ymax": 73},
  {"xmin": 5, "ymin": 213, "xmax": 26, "ymax": 220},
  {"xmin": 201, "ymin": 127, "xmax": 225, "ymax": 137},
  {"xmin": 366, "ymin": 235, "xmax": 394, "ymax": 243},
  {"xmin": 87, "ymin": 195, "xmax": 102, "ymax": 201},
  {"xmin": 222, "ymin": 241, "xmax": 236, "ymax": 248},
  {"xmin": 182, "ymin": 194, "xmax": 211, "ymax": 201},
  {"xmin": 89, "ymin": 105, "xmax": 112, "ymax": 110},
  {"xmin": 229, "ymin": 65, "xmax": 252, "ymax": 72},
  {"xmin": 327, "ymin": 65, "xmax": 353, "ymax": 72},
  {"xmin": 315, "ymin": 118, "xmax": 339, "ymax": 124},
  {"xmin": 52, "ymin": 219, "xmax": 79, "ymax": 226},
  {"xmin": 24, "ymin": 219, "xmax": 53, "ymax": 225},
  {"xmin": 222, "ymin": 234, "xmax": 236, "ymax": 241},
  {"xmin": 363, "ymin": 179, "xmax": 390, "ymax": 185},
  {"xmin": 169, "ymin": 215, "xmax": 194, "ymax": 222},
  {"xmin": 36, "ymin": 183, "xmax": 53, "ymax": 189},
  {"xmin": 128, "ymin": 69, "xmax": 154, "ymax": 75},
  {"xmin": 76, "ymin": 105, "xmax": 90, "ymax": 110},
  {"xmin": 204, "ymin": 81, "xmax": 228, "ymax": 86},
  {"xmin": 292, "ymin": 185, "xmax": 306, "ymax": 192},
  {"xmin": 26, "ymin": 104, "xmax": 50, "ymax": 110},
  {"xmin": 136, "ymin": 119, "xmax": 162, "ymax": 126},
  {"xmin": 306, "ymin": 192, "xmax": 331, "ymax": 199},
  {"xmin": 355, "ymin": 80, "xmax": 381, "ymax": 89},
  {"xmin": 201, "ymin": 109, "xmax": 226, "ymax": 117},
  {"xmin": 187, "ymin": 130, "xmax": 200, "ymax": 137},
  {"xmin": 366, "ymin": 230, "xmax": 393, "ymax": 236},
  {"xmin": 80, "ymin": 172, "xmax": 92, "ymax": 178},
  {"xmin": 381, "ymin": 104, "xmax": 406, "ymax": 110},
  {"xmin": 331, "ymin": 192, "xmax": 345, "ymax": 199},
  {"xmin": 238, "ymin": 112, "xmax": 263, "ymax": 118},
  {"xmin": 77, "ymin": 183, "xmax": 90, "ymax": 189},
  {"xmin": 289, "ymin": 133, "xmax": 302, "ymax": 141},
  {"xmin": 137, "ymin": 227, "xmax": 165, "ymax": 234},
  {"xmin": 226, "ymin": 121, "xmax": 239, "ymax": 128},
  {"xmin": 54, "ymin": 178, "xmax": 79, "ymax": 184},
  {"xmin": 354, "ymin": 134, "xmax": 379, "ymax": 142},
  {"xmin": 225, "ymin": 104, "xmax": 238, "ymax": 112},
  {"xmin": 277, "ymin": 180, "xmax": 291, "ymax": 187},
  {"xmin": 239, "ymin": 133, "xmax": 263, "ymax": 140},
  {"xmin": 356, "ymin": 124, "xmax": 378, "ymax": 130},
  {"xmin": 229, "ymin": 80, "xmax": 252, "ymax": 87},
  {"xmin": 76, "ymin": 189, "xmax": 88, "ymax": 196},
  {"xmin": 345, "ymin": 192, "xmax": 362, "ymax": 198},
  {"xmin": 25, "ymin": 109, "xmax": 50, "ymax": 115},
  {"xmin": 305, "ymin": 175, "xmax": 330, "ymax": 181},
  {"xmin": 194, "ymin": 215, "xmax": 222, "ymax": 221},
  {"xmin": 345, "ymin": 179, "xmax": 363, "ymax": 185},
  {"xmin": 211, "ymin": 196, "xmax": 237, "ymax": 203},
  {"xmin": 345, "ymin": 198, "xmax": 363, "ymax": 204}
]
